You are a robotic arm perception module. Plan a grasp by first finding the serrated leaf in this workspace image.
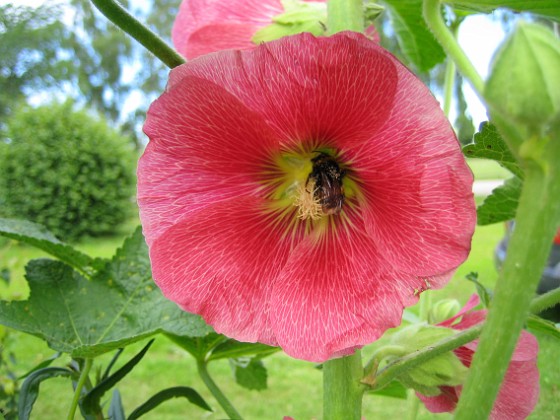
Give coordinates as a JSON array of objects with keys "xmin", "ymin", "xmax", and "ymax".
[
  {"xmin": 365, "ymin": 380, "xmax": 408, "ymax": 399},
  {"xmin": 108, "ymin": 389, "xmax": 126, "ymax": 420},
  {"xmin": 477, "ymin": 176, "xmax": 522, "ymax": 225},
  {"xmin": 127, "ymin": 386, "xmax": 212, "ymax": 419},
  {"xmin": 82, "ymin": 340, "xmax": 153, "ymax": 414},
  {"xmin": 230, "ymin": 358, "xmax": 268, "ymax": 391},
  {"xmin": 463, "ymin": 122, "xmax": 522, "ymax": 177},
  {"xmin": 0, "ymin": 218, "xmax": 94, "ymax": 276},
  {"xmin": 526, "ymin": 314, "xmax": 560, "ymax": 341},
  {"xmin": 445, "ymin": 0, "xmax": 560, "ymax": 22},
  {"xmin": 0, "ymin": 228, "xmax": 212, "ymax": 358},
  {"xmin": 18, "ymin": 367, "xmax": 75, "ymax": 420},
  {"xmin": 383, "ymin": 0, "xmax": 446, "ymax": 71}
]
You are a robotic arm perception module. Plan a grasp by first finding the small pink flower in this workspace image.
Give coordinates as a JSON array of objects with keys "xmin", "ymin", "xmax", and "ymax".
[
  {"xmin": 172, "ymin": 0, "xmax": 326, "ymax": 59},
  {"xmin": 417, "ymin": 295, "xmax": 540, "ymax": 419},
  {"xmin": 138, "ymin": 32, "xmax": 476, "ymax": 362}
]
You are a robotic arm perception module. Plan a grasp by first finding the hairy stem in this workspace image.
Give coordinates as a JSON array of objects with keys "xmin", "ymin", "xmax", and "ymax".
[
  {"xmin": 67, "ymin": 358, "xmax": 93, "ymax": 420},
  {"xmin": 530, "ymin": 286, "xmax": 560, "ymax": 314},
  {"xmin": 197, "ymin": 360, "xmax": 243, "ymax": 419},
  {"xmin": 323, "ymin": 350, "xmax": 365, "ymax": 420},
  {"xmin": 327, "ymin": 0, "xmax": 364, "ymax": 34},
  {"xmin": 423, "ymin": 0, "xmax": 484, "ymax": 100},
  {"xmin": 455, "ymin": 136, "xmax": 560, "ymax": 419},
  {"xmin": 90, "ymin": 0, "xmax": 185, "ymax": 68}
]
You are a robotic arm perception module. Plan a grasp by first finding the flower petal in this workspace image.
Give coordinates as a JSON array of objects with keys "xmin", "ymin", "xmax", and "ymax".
[
  {"xmin": 354, "ymin": 59, "xmax": 475, "ymax": 277},
  {"xmin": 172, "ymin": 0, "xmax": 283, "ymax": 58},
  {"xmin": 269, "ymin": 210, "xmax": 429, "ymax": 362},
  {"xmin": 149, "ymin": 196, "xmax": 291, "ymax": 344},
  {"xmin": 139, "ymin": 75, "xmax": 279, "ymax": 245},
  {"xmin": 168, "ymin": 32, "xmax": 399, "ymax": 149}
]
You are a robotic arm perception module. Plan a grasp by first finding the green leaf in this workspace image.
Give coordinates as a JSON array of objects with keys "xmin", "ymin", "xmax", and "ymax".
[
  {"xmin": 526, "ymin": 314, "xmax": 560, "ymax": 341},
  {"xmin": 0, "ymin": 228, "xmax": 212, "ymax": 357},
  {"xmin": 18, "ymin": 352, "xmax": 62, "ymax": 380},
  {"xmin": 230, "ymin": 358, "xmax": 268, "ymax": 391},
  {"xmin": 365, "ymin": 380, "xmax": 408, "ymax": 399},
  {"xmin": 444, "ymin": 0, "xmax": 560, "ymax": 22},
  {"xmin": 383, "ymin": 0, "xmax": 446, "ymax": 71},
  {"xmin": 477, "ymin": 176, "xmax": 522, "ymax": 225},
  {"xmin": 209, "ymin": 340, "xmax": 279, "ymax": 361},
  {"xmin": 0, "ymin": 218, "xmax": 95, "ymax": 276},
  {"xmin": 108, "ymin": 389, "xmax": 126, "ymax": 420},
  {"xmin": 18, "ymin": 367, "xmax": 75, "ymax": 420},
  {"xmin": 127, "ymin": 386, "xmax": 212, "ymax": 419},
  {"xmin": 465, "ymin": 272, "xmax": 492, "ymax": 308},
  {"xmin": 82, "ymin": 340, "xmax": 154, "ymax": 415},
  {"xmin": 462, "ymin": 122, "xmax": 522, "ymax": 177}
]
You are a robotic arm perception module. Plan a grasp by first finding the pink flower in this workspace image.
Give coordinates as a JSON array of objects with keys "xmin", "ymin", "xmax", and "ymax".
[
  {"xmin": 138, "ymin": 32, "xmax": 476, "ymax": 362},
  {"xmin": 172, "ymin": 0, "xmax": 327, "ymax": 59},
  {"xmin": 417, "ymin": 295, "xmax": 540, "ymax": 419}
]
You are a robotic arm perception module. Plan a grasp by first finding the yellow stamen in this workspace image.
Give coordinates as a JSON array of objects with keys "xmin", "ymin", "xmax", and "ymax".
[{"xmin": 293, "ymin": 179, "xmax": 324, "ymax": 220}]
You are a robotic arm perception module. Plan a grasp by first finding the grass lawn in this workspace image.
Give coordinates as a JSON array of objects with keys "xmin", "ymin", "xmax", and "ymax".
[{"xmin": 0, "ymin": 159, "xmax": 557, "ymax": 419}]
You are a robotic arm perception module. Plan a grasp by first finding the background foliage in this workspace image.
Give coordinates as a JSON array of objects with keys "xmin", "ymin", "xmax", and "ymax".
[{"xmin": 0, "ymin": 101, "xmax": 135, "ymax": 241}]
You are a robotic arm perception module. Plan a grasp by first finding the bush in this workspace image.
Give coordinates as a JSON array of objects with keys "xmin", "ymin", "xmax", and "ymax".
[{"xmin": 0, "ymin": 101, "xmax": 136, "ymax": 241}]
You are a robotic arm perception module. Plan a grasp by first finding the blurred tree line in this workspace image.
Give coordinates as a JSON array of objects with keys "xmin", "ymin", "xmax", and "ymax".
[{"xmin": 0, "ymin": 0, "xmax": 179, "ymax": 148}]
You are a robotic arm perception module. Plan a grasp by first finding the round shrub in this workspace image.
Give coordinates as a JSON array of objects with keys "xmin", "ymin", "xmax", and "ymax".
[{"xmin": 0, "ymin": 102, "xmax": 136, "ymax": 241}]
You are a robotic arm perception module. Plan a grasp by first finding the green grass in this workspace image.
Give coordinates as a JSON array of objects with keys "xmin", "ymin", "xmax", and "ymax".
[
  {"xmin": 0, "ymin": 218, "xmax": 558, "ymax": 419},
  {"xmin": 467, "ymin": 158, "xmax": 512, "ymax": 180}
]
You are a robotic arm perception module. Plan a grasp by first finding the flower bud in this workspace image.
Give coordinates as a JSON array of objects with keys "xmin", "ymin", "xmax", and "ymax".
[
  {"xmin": 252, "ymin": 0, "xmax": 327, "ymax": 43},
  {"xmin": 389, "ymin": 325, "xmax": 468, "ymax": 394},
  {"xmin": 428, "ymin": 299, "xmax": 461, "ymax": 324},
  {"xmin": 485, "ymin": 22, "xmax": 560, "ymax": 134}
]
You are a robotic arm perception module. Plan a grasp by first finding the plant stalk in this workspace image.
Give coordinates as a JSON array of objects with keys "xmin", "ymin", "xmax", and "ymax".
[
  {"xmin": 323, "ymin": 350, "xmax": 365, "ymax": 420},
  {"xmin": 455, "ymin": 137, "xmax": 560, "ymax": 419},
  {"xmin": 196, "ymin": 360, "xmax": 243, "ymax": 420},
  {"xmin": 423, "ymin": 0, "xmax": 484, "ymax": 100},
  {"xmin": 530, "ymin": 286, "xmax": 560, "ymax": 314},
  {"xmin": 327, "ymin": 0, "xmax": 364, "ymax": 34},
  {"xmin": 89, "ymin": 0, "xmax": 185, "ymax": 68},
  {"xmin": 67, "ymin": 358, "xmax": 93, "ymax": 420}
]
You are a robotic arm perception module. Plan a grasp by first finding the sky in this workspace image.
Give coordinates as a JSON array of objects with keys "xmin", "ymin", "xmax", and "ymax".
[{"xmin": 3, "ymin": 0, "xmax": 507, "ymax": 128}]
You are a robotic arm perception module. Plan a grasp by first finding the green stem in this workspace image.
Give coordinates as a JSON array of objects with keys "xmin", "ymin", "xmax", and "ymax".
[
  {"xmin": 323, "ymin": 350, "xmax": 365, "ymax": 420},
  {"xmin": 365, "ymin": 324, "xmax": 483, "ymax": 390},
  {"xmin": 423, "ymin": 0, "xmax": 484, "ymax": 100},
  {"xmin": 327, "ymin": 0, "xmax": 364, "ymax": 34},
  {"xmin": 196, "ymin": 360, "xmax": 243, "ymax": 420},
  {"xmin": 443, "ymin": 55, "xmax": 456, "ymax": 118},
  {"xmin": 89, "ymin": 0, "xmax": 185, "ymax": 68},
  {"xmin": 530, "ymin": 287, "xmax": 560, "ymax": 314},
  {"xmin": 407, "ymin": 389, "xmax": 421, "ymax": 420},
  {"xmin": 454, "ymin": 138, "xmax": 560, "ymax": 419},
  {"xmin": 67, "ymin": 358, "xmax": 93, "ymax": 420}
]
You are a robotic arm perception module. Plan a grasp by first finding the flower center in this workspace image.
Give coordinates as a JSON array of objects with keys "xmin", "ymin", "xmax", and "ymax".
[
  {"xmin": 265, "ymin": 148, "xmax": 351, "ymax": 222},
  {"xmin": 295, "ymin": 152, "xmax": 345, "ymax": 220}
]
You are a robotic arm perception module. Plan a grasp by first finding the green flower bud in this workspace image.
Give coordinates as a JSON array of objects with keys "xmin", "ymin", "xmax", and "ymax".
[
  {"xmin": 388, "ymin": 325, "xmax": 468, "ymax": 393},
  {"xmin": 252, "ymin": 0, "xmax": 327, "ymax": 44},
  {"xmin": 428, "ymin": 299, "xmax": 461, "ymax": 324},
  {"xmin": 485, "ymin": 22, "xmax": 560, "ymax": 134}
]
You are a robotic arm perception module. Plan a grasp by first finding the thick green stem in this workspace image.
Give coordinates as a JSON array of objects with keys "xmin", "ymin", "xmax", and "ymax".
[
  {"xmin": 423, "ymin": 0, "xmax": 484, "ymax": 100},
  {"xmin": 89, "ymin": 0, "xmax": 185, "ymax": 68},
  {"xmin": 455, "ymin": 138, "xmax": 560, "ymax": 419},
  {"xmin": 443, "ymin": 57, "xmax": 455, "ymax": 118},
  {"xmin": 530, "ymin": 287, "xmax": 560, "ymax": 314},
  {"xmin": 327, "ymin": 0, "xmax": 364, "ymax": 34},
  {"xmin": 67, "ymin": 358, "xmax": 93, "ymax": 420},
  {"xmin": 323, "ymin": 350, "xmax": 365, "ymax": 420},
  {"xmin": 196, "ymin": 360, "xmax": 243, "ymax": 420}
]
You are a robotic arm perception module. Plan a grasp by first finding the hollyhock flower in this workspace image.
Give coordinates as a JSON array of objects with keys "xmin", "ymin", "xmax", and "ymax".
[
  {"xmin": 417, "ymin": 295, "xmax": 540, "ymax": 419},
  {"xmin": 172, "ymin": 0, "xmax": 327, "ymax": 59},
  {"xmin": 138, "ymin": 32, "xmax": 476, "ymax": 362}
]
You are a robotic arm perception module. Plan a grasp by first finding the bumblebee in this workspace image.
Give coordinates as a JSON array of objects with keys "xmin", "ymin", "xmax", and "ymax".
[{"xmin": 307, "ymin": 152, "xmax": 346, "ymax": 215}]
